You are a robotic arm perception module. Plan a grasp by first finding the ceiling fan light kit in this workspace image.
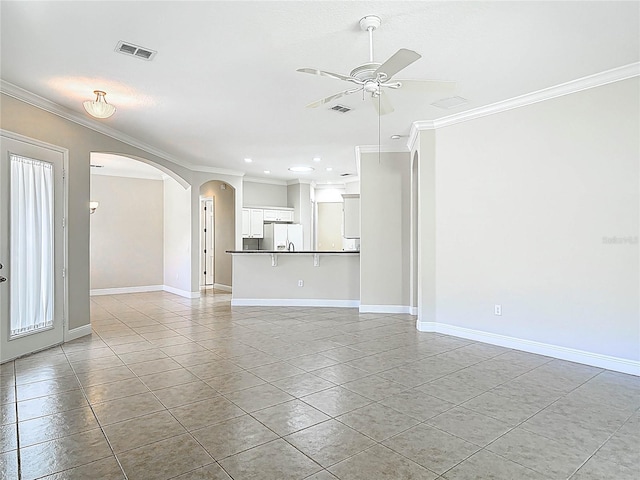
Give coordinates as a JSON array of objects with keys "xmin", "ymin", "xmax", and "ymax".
[{"xmin": 297, "ymin": 15, "xmax": 455, "ymax": 115}]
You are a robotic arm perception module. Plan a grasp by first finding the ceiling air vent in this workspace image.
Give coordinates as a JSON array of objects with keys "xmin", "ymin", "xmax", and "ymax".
[
  {"xmin": 115, "ymin": 41, "xmax": 157, "ymax": 61},
  {"xmin": 331, "ymin": 105, "xmax": 351, "ymax": 113},
  {"xmin": 431, "ymin": 96, "xmax": 468, "ymax": 109}
]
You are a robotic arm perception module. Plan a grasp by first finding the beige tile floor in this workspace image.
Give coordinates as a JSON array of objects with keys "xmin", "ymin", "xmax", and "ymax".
[{"xmin": 1, "ymin": 290, "xmax": 638, "ymax": 479}]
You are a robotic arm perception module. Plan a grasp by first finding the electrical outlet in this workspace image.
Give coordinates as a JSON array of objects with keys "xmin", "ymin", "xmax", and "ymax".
[
  {"xmin": 298, "ymin": 280, "xmax": 304, "ymax": 287},
  {"xmin": 494, "ymin": 304, "xmax": 502, "ymax": 316}
]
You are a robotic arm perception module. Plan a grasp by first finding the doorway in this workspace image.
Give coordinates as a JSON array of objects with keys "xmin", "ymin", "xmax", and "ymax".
[
  {"xmin": 1, "ymin": 132, "xmax": 67, "ymax": 362},
  {"xmin": 200, "ymin": 197, "xmax": 215, "ymax": 288}
]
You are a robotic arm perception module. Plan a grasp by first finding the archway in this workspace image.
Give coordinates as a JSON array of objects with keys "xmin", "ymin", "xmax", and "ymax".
[
  {"xmin": 89, "ymin": 152, "xmax": 190, "ymax": 297},
  {"xmin": 199, "ymin": 180, "xmax": 236, "ymax": 292}
]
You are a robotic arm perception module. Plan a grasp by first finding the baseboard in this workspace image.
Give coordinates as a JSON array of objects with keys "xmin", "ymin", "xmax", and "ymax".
[
  {"xmin": 213, "ymin": 283, "xmax": 232, "ymax": 292},
  {"xmin": 231, "ymin": 298, "xmax": 359, "ymax": 308},
  {"xmin": 65, "ymin": 324, "xmax": 92, "ymax": 342},
  {"xmin": 163, "ymin": 285, "xmax": 200, "ymax": 299},
  {"xmin": 416, "ymin": 321, "xmax": 639, "ymax": 376},
  {"xmin": 359, "ymin": 304, "xmax": 413, "ymax": 314},
  {"xmin": 410, "ymin": 306, "xmax": 418, "ymax": 315},
  {"xmin": 90, "ymin": 285, "xmax": 163, "ymax": 296}
]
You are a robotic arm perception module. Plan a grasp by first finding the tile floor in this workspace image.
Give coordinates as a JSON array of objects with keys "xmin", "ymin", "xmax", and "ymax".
[{"xmin": 1, "ymin": 290, "xmax": 638, "ymax": 479}]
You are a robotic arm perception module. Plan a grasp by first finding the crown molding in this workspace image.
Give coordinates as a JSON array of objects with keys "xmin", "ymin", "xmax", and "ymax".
[
  {"xmin": 243, "ymin": 176, "xmax": 288, "ymax": 186},
  {"xmin": 1, "ymin": 79, "xmax": 245, "ymax": 178},
  {"xmin": 190, "ymin": 164, "xmax": 245, "ymax": 177},
  {"xmin": 410, "ymin": 62, "xmax": 640, "ymax": 140},
  {"xmin": 356, "ymin": 145, "xmax": 409, "ymax": 154}
]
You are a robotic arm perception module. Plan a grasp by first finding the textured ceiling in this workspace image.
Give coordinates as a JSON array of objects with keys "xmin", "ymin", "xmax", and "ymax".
[{"xmin": 1, "ymin": 1, "xmax": 638, "ymax": 183}]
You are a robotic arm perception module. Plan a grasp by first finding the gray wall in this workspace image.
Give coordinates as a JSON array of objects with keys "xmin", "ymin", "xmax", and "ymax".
[
  {"xmin": 90, "ymin": 175, "xmax": 164, "ymax": 289},
  {"xmin": 243, "ymin": 181, "xmax": 287, "ymax": 207},
  {"xmin": 163, "ymin": 179, "xmax": 192, "ymax": 293},
  {"xmin": 360, "ymin": 151, "xmax": 412, "ymax": 308},
  {"xmin": 421, "ymin": 77, "xmax": 639, "ymax": 361}
]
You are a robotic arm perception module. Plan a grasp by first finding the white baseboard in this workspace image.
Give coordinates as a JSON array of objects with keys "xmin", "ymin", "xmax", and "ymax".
[
  {"xmin": 417, "ymin": 321, "xmax": 639, "ymax": 376},
  {"xmin": 213, "ymin": 283, "xmax": 232, "ymax": 292},
  {"xmin": 231, "ymin": 298, "xmax": 359, "ymax": 308},
  {"xmin": 410, "ymin": 306, "xmax": 418, "ymax": 315},
  {"xmin": 163, "ymin": 285, "xmax": 200, "ymax": 299},
  {"xmin": 65, "ymin": 324, "xmax": 92, "ymax": 342},
  {"xmin": 359, "ymin": 304, "xmax": 413, "ymax": 314},
  {"xmin": 90, "ymin": 285, "xmax": 163, "ymax": 296}
]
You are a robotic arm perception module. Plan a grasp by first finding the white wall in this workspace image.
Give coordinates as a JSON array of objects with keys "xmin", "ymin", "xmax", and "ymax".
[
  {"xmin": 360, "ymin": 151, "xmax": 412, "ymax": 312},
  {"xmin": 163, "ymin": 179, "xmax": 192, "ymax": 294},
  {"xmin": 424, "ymin": 77, "xmax": 639, "ymax": 366},
  {"xmin": 90, "ymin": 175, "xmax": 163, "ymax": 290},
  {"xmin": 243, "ymin": 181, "xmax": 287, "ymax": 206},
  {"xmin": 287, "ymin": 182, "xmax": 312, "ymax": 250}
]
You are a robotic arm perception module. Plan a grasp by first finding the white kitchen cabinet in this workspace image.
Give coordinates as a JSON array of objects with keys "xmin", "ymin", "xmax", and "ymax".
[
  {"xmin": 263, "ymin": 208, "xmax": 294, "ymax": 223},
  {"xmin": 342, "ymin": 194, "xmax": 360, "ymax": 239},
  {"xmin": 242, "ymin": 208, "xmax": 264, "ymax": 238}
]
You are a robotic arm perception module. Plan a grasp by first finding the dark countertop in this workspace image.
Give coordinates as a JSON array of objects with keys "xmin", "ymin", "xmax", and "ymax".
[{"xmin": 226, "ymin": 250, "xmax": 359, "ymax": 254}]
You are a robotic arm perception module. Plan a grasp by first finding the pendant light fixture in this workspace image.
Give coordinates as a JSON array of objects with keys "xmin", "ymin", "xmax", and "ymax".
[{"xmin": 83, "ymin": 90, "xmax": 116, "ymax": 119}]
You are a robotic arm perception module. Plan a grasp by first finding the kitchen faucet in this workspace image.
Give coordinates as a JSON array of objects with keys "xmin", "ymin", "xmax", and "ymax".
[{"xmin": 288, "ymin": 242, "xmax": 295, "ymax": 252}]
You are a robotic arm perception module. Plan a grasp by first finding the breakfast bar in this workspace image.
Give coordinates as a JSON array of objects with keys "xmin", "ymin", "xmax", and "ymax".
[{"xmin": 226, "ymin": 250, "xmax": 360, "ymax": 307}]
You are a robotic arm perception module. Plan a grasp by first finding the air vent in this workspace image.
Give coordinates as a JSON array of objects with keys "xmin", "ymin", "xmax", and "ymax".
[
  {"xmin": 115, "ymin": 41, "xmax": 157, "ymax": 61},
  {"xmin": 431, "ymin": 96, "xmax": 468, "ymax": 109},
  {"xmin": 90, "ymin": 164, "xmax": 104, "ymax": 168},
  {"xmin": 331, "ymin": 105, "xmax": 351, "ymax": 113}
]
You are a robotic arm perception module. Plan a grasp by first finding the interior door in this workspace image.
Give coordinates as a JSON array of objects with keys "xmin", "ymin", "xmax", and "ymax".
[
  {"xmin": 0, "ymin": 133, "xmax": 66, "ymax": 363},
  {"xmin": 200, "ymin": 198, "xmax": 214, "ymax": 286}
]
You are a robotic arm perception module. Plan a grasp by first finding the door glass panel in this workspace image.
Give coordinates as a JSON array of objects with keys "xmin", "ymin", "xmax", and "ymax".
[{"xmin": 9, "ymin": 154, "xmax": 54, "ymax": 338}]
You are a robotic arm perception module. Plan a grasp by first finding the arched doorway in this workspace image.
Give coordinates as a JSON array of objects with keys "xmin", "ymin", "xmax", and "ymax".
[{"xmin": 199, "ymin": 180, "xmax": 235, "ymax": 292}]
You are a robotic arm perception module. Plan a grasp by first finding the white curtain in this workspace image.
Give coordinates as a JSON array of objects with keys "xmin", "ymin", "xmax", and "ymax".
[{"xmin": 10, "ymin": 154, "xmax": 54, "ymax": 337}]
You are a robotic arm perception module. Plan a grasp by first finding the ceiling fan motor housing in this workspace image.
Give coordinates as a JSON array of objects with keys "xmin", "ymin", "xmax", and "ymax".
[{"xmin": 350, "ymin": 63, "xmax": 382, "ymax": 82}]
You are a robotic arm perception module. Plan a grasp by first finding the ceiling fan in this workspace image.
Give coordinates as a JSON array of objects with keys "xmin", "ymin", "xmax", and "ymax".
[{"xmin": 297, "ymin": 15, "xmax": 455, "ymax": 115}]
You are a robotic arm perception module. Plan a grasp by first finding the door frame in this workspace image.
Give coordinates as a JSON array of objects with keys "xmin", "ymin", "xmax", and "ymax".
[{"xmin": 0, "ymin": 130, "xmax": 69, "ymax": 362}]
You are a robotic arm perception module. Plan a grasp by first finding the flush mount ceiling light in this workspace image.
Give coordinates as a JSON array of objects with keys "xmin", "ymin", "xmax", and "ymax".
[
  {"xmin": 326, "ymin": 167, "xmax": 333, "ymax": 172},
  {"xmin": 244, "ymin": 158, "xmax": 253, "ymax": 163},
  {"xmin": 83, "ymin": 90, "xmax": 116, "ymax": 119},
  {"xmin": 313, "ymin": 157, "xmax": 321, "ymax": 162},
  {"xmin": 288, "ymin": 166, "xmax": 314, "ymax": 173},
  {"xmin": 390, "ymin": 134, "xmax": 402, "ymax": 140},
  {"xmin": 264, "ymin": 170, "xmax": 271, "ymax": 174}
]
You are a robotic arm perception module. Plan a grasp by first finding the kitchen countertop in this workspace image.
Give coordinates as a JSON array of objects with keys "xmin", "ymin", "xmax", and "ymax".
[{"xmin": 226, "ymin": 250, "xmax": 359, "ymax": 254}]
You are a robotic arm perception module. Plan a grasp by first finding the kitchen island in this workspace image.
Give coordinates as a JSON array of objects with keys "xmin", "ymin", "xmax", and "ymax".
[{"xmin": 226, "ymin": 250, "xmax": 360, "ymax": 307}]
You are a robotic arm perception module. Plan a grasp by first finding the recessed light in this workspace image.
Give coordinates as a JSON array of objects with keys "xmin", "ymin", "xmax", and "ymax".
[
  {"xmin": 390, "ymin": 135, "xmax": 402, "ymax": 140},
  {"xmin": 244, "ymin": 158, "xmax": 252, "ymax": 163},
  {"xmin": 313, "ymin": 157, "xmax": 321, "ymax": 162},
  {"xmin": 288, "ymin": 166, "xmax": 314, "ymax": 173},
  {"xmin": 264, "ymin": 170, "xmax": 271, "ymax": 174},
  {"xmin": 326, "ymin": 167, "xmax": 333, "ymax": 172}
]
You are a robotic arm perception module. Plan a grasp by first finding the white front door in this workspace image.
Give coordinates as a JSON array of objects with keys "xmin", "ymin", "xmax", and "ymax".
[{"xmin": 0, "ymin": 133, "xmax": 66, "ymax": 363}]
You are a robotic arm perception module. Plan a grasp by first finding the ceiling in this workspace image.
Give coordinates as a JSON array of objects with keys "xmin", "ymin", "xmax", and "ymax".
[{"xmin": 1, "ymin": 1, "xmax": 638, "ymax": 184}]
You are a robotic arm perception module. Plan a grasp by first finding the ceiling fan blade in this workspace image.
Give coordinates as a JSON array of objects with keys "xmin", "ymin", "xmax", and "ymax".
[
  {"xmin": 374, "ymin": 48, "xmax": 421, "ymax": 80},
  {"xmin": 396, "ymin": 79, "xmax": 456, "ymax": 93},
  {"xmin": 371, "ymin": 90, "xmax": 394, "ymax": 116},
  {"xmin": 297, "ymin": 68, "xmax": 353, "ymax": 82},
  {"xmin": 305, "ymin": 88, "xmax": 359, "ymax": 108}
]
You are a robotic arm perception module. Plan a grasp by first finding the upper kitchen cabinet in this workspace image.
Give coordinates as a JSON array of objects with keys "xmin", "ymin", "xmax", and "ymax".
[
  {"xmin": 342, "ymin": 194, "xmax": 360, "ymax": 239},
  {"xmin": 263, "ymin": 208, "xmax": 294, "ymax": 223},
  {"xmin": 242, "ymin": 208, "xmax": 264, "ymax": 238}
]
